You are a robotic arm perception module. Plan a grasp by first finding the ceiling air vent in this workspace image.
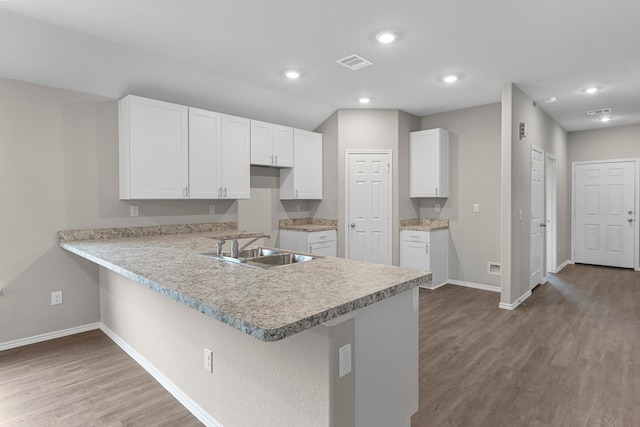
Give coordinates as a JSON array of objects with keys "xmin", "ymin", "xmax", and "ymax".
[
  {"xmin": 336, "ymin": 54, "xmax": 373, "ymax": 70},
  {"xmin": 586, "ymin": 108, "xmax": 612, "ymax": 115}
]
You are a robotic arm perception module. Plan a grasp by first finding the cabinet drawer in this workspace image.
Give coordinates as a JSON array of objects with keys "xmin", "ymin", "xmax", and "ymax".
[
  {"xmin": 307, "ymin": 230, "xmax": 336, "ymax": 244},
  {"xmin": 401, "ymin": 230, "xmax": 430, "ymax": 243}
]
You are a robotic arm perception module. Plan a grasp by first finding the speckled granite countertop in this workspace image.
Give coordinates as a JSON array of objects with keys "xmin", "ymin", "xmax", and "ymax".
[
  {"xmin": 400, "ymin": 218, "xmax": 449, "ymax": 231},
  {"xmin": 59, "ymin": 224, "xmax": 429, "ymax": 342},
  {"xmin": 279, "ymin": 218, "xmax": 337, "ymax": 232}
]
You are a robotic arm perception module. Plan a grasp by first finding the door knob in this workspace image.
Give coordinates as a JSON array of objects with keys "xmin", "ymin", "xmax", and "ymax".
[
  {"xmin": 629, "ymin": 211, "xmax": 634, "ymax": 215},
  {"xmin": 350, "ymin": 223, "xmax": 355, "ymax": 228},
  {"xmin": 629, "ymin": 218, "xmax": 634, "ymax": 223}
]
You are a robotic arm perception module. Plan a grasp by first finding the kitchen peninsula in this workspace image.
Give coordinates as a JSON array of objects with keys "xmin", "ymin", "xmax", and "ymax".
[{"xmin": 59, "ymin": 223, "xmax": 429, "ymax": 427}]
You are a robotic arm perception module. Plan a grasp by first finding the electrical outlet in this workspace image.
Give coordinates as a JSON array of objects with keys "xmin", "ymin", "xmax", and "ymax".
[
  {"xmin": 339, "ymin": 343, "xmax": 352, "ymax": 378},
  {"xmin": 473, "ymin": 203, "xmax": 480, "ymax": 213},
  {"xmin": 204, "ymin": 348, "xmax": 212, "ymax": 373},
  {"xmin": 130, "ymin": 206, "xmax": 139, "ymax": 217},
  {"xmin": 209, "ymin": 205, "xmax": 215, "ymax": 215},
  {"xmin": 51, "ymin": 291, "xmax": 63, "ymax": 305},
  {"xmin": 435, "ymin": 204, "xmax": 441, "ymax": 212}
]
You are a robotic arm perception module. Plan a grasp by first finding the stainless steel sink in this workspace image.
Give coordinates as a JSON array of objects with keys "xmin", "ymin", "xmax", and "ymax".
[{"xmin": 200, "ymin": 247, "xmax": 318, "ymax": 269}]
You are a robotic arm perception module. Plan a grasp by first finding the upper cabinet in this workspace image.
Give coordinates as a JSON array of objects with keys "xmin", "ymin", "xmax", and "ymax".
[
  {"xmin": 280, "ymin": 129, "xmax": 323, "ymax": 200},
  {"xmin": 119, "ymin": 95, "xmax": 189, "ymax": 199},
  {"xmin": 119, "ymin": 95, "xmax": 250, "ymax": 200},
  {"xmin": 250, "ymin": 120, "xmax": 293, "ymax": 167},
  {"xmin": 189, "ymin": 109, "xmax": 250, "ymax": 200},
  {"xmin": 409, "ymin": 128, "xmax": 449, "ymax": 198}
]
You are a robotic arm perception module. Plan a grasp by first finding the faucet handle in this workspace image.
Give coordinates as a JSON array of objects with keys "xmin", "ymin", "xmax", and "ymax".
[{"xmin": 216, "ymin": 239, "xmax": 226, "ymax": 256}]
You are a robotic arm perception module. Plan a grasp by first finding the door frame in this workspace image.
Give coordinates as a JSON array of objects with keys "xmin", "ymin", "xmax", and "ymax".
[
  {"xmin": 571, "ymin": 158, "xmax": 640, "ymax": 271},
  {"xmin": 545, "ymin": 153, "xmax": 558, "ymax": 274},
  {"xmin": 344, "ymin": 149, "xmax": 393, "ymax": 262}
]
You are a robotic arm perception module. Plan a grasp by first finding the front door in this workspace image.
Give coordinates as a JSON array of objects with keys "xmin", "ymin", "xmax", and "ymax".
[
  {"xmin": 574, "ymin": 161, "xmax": 636, "ymax": 268},
  {"xmin": 346, "ymin": 151, "xmax": 392, "ymax": 264}
]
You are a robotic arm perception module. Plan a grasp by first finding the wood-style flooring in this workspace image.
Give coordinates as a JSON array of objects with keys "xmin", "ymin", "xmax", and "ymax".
[
  {"xmin": 1, "ymin": 264, "xmax": 638, "ymax": 426},
  {"xmin": 0, "ymin": 330, "xmax": 202, "ymax": 426},
  {"xmin": 412, "ymin": 263, "xmax": 640, "ymax": 427}
]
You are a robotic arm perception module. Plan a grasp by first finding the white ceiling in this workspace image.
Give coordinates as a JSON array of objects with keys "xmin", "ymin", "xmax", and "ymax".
[{"xmin": 1, "ymin": 0, "xmax": 639, "ymax": 131}]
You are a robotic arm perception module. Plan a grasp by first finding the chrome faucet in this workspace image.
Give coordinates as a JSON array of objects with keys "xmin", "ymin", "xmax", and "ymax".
[
  {"xmin": 216, "ymin": 239, "xmax": 226, "ymax": 256},
  {"xmin": 230, "ymin": 231, "xmax": 270, "ymax": 258}
]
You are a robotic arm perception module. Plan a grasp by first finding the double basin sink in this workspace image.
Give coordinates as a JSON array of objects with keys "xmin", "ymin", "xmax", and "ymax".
[{"xmin": 201, "ymin": 247, "xmax": 317, "ymax": 269}]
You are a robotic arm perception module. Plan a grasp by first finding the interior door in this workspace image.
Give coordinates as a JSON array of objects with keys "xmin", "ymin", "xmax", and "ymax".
[
  {"xmin": 574, "ymin": 161, "xmax": 636, "ymax": 268},
  {"xmin": 545, "ymin": 154, "xmax": 558, "ymax": 274},
  {"xmin": 346, "ymin": 151, "xmax": 391, "ymax": 264},
  {"xmin": 530, "ymin": 146, "xmax": 544, "ymax": 289}
]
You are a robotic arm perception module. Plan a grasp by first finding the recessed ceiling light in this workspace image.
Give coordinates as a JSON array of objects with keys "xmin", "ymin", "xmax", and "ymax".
[
  {"xmin": 375, "ymin": 31, "xmax": 398, "ymax": 44},
  {"xmin": 599, "ymin": 117, "xmax": 612, "ymax": 122},
  {"xmin": 543, "ymin": 97, "xmax": 558, "ymax": 103},
  {"xmin": 583, "ymin": 87, "xmax": 600, "ymax": 94},
  {"xmin": 285, "ymin": 70, "xmax": 300, "ymax": 79},
  {"xmin": 441, "ymin": 74, "xmax": 459, "ymax": 84},
  {"xmin": 358, "ymin": 97, "xmax": 371, "ymax": 104}
]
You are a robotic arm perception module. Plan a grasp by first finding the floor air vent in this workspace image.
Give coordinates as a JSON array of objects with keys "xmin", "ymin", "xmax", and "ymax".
[{"xmin": 336, "ymin": 54, "xmax": 373, "ymax": 70}]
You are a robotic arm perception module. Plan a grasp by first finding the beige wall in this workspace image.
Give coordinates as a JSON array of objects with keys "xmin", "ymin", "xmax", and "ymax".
[
  {"xmin": 501, "ymin": 84, "xmax": 570, "ymax": 306},
  {"xmin": 0, "ymin": 77, "xmax": 238, "ymax": 345},
  {"xmin": 569, "ymin": 124, "xmax": 640, "ymax": 161},
  {"xmin": 419, "ymin": 103, "xmax": 502, "ymax": 288}
]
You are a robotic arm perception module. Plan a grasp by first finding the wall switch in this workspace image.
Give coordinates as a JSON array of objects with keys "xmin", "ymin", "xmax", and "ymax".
[
  {"xmin": 518, "ymin": 210, "xmax": 523, "ymax": 221},
  {"xmin": 204, "ymin": 348, "xmax": 213, "ymax": 373},
  {"xmin": 473, "ymin": 204, "xmax": 480, "ymax": 213},
  {"xmin": 435, "ymin": 204, "xmax": 441, "ymax": 212},
  {"xmin": 130, "ymin": 206, "xmax": 139, "ymax": 217},
  {"xmin": 51, "ymin": 291, "xmax": 63, "ymax": 305},
  {"xmin": 338, "ymin": 343, "xmax": 352, "ymax": 378},
  {"xmin": 208, "ymin": 205, "xmax": 215, "ymax": 215}
]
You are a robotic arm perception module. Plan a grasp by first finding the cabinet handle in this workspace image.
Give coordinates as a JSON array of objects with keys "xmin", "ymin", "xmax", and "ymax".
[
  {"xmin": 308, "ymin": 245, "xmax": 313, "ymax": 253},
  {"xmin": 218, "ymin": 187, "xmax": 222, "ymax": 197},
  {"xmin": 435, "ymin": 187, "xmax": 438, "ymax": 196},
  {"xmin": 183, "ymin": 186, "xmax": 188, "ymax": 198},
  {"xmin": 223, "ymin": 187, "xmax": 227, "ymax": 197},
  {"xmin": 270, "ymin": 155, "xmax": 274, "ymax": 164},
  {"xmin": 274, "ymin": 154, "xmax": 278, "ymax": 164},
  {"xmin": 295, "ymin": 189, "xmax": 298, "ymax": 198},
  {"xmin": 426, "ymin": 243, "xmax": 429, "ymax": 253}
]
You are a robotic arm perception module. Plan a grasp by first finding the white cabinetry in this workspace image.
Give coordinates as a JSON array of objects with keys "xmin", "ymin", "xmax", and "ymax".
[
  {"xmin": 400, "ymin": 229, "xmax": 448, "ymax": 288},
  {"xmin": 280, "ymin": 129, "xmax": 323, "ymax": 200},
  {"xmin": 250, "ymin": 120, "xmax": 293, "ymax": 167},
  {"xmin": 189, "ymin": 109, "xmax": 250, "ymax": 199},
  {"xmin": 279, "ymin": 229, "xmax": 337, "ymax": 256},
  {"xmin": 119, "ymin": 95, "xmax": 249, "ymax": 200},
  {"xmin": 409, "ymin": 128, "xmax": 449, "ymax": 198},
  {"xmin": 119, "ymin": 95, "xmax": 189, "ymax": 199}
]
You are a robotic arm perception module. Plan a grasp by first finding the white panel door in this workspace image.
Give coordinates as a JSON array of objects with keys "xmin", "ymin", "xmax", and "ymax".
[
  {"xmin": 530, "ymin": 146, "xmax": 544, "ymax": 289},
  {"xmin": 347, "ymin": 152, "xmax": 391, "ymax": 264},
  {"xmin": 575, "ymin": 161, "xmax": 635, "ymax": 268},
  {"xmin": 545, "ymin": 154, "xmax": 558, "ymax": 274}
]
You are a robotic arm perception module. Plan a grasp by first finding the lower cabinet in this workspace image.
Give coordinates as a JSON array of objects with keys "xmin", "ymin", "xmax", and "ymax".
[
  {"xmin": 400, "ymin": 229, "xmax": 448, "ymax": 288},
  {"xmin": 279, "ymin": 229, "xmax": 337, "ymax": 256}
]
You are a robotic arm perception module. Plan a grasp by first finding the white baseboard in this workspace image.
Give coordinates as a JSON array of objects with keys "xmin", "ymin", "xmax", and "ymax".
[
  {"xmin": 447, "ymin": 279, "xmax": 501, "ymax": 293},
  {"xmin": 419, "ymin": 281, "xmax": 448, "ymax": 290},
  {"xmin": 99, "ymin": 325, "xmax": 221, "ymax": 427},
  {"xmin": 0, "ymin": 322, "xmax": 101, "ymax": 352},
  {"xmin": 499, "ymin": 290, "xmax": 532, "ymax": 310},
  {"xmin": 555, "ymin": 260, "xmax": 572, "ymax": 272}
]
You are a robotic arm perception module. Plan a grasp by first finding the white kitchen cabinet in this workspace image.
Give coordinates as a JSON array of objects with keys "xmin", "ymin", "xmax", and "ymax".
[
  {"xmin": 409, "ymin": 128, "xmax": 449, "ymax": 198},
  {"xmin": 279, "ymin": 229, "xmax": 337, "ymax": 256},
  {"xmin": 119, "ymin": 95, "xmax": 189, "ymax": 199},
  {"xmin": 188, "ymin": 109, "xmax": 250, "ymax": 199},
  {"xmin": 280, "ymin": 129, "xmax": 323, "ymax": 200},
  {"xmin": 400, "ymin": 229, "xmax": 448, "ymax": 288},
  {"xmin": 120, "ymin": 95, "xmax": 249, "ymax": 200},
  {"xmin": 250, "ymin": 120, "xmax": 293, "ymax": 167}
]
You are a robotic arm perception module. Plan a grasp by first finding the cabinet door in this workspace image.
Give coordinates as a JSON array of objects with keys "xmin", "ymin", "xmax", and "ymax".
[
  {"xmin": 281, "ymin": 129, "xmax": 322, "ymax": 199},
  {"xmin": 401, "ymin": 241, "xmax": 430, "ymax": 271},
  {"xmin": 409, "ymin": 129, "xmax": 448, "ymax": 198},
  {"xmin": 250, "ymin": 120, "xmax": 273, "ymax": 166},
  {"xmin": 189, "ymin": 108, "xmax": 222, "ymax": 199},
  {"xmin": 120, "ymin": 95, "xmax": 188, "ymax": 199},
  {"xmin": 272, "ymin": 125, "xmax": 293, "ymax": 167},
  {"xmin": 221, "ymin": 114, "xmax": 250, "ymax": 199}
]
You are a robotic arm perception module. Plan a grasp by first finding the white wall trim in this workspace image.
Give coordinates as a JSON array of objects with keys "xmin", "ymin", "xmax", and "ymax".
[
  {"xmin": 0, "ymin": 322, "xmax": 101, "ymax": 351},
  {"xmin": 555, "ymin": 259, "xmax": 572, "ymax": 273},
  {"xmin": 99, "ymin": 324, "xmax": 222, "ymax": 427},
  {"xmin": 499, "ymin": 290, "xmax": 532, "ymax": 310},
  {"xmin": 447, "ymin": 280, "xmax": 501, "ymax": 293}
]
